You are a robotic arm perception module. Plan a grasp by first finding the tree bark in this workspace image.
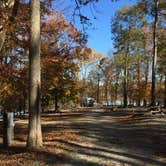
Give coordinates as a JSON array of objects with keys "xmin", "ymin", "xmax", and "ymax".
[
  {"xmin": 115, "ymin": 73, "xmax": 119, "ymax": 104},
  {"xmin": 143, "ymin": 58, "xmax": 149, "ymax": 106},
  {"xmin": 97, "ymin": 73, "xmax": 100, "ymax": 103},
  {"xmin": 3, "ymin": 112, "xmax": 14, "ymax": 147},
  {"xmin": 54, "ymin": 94, "xmax": 59, "ymax": 112},
  {"xmin": 137, "ymin": 58, "xmax": 141, "ymax": 107},
  {"xmin": 164, "ymin": 74, "xmax": 166, "ymax": 108},
  {"xmin": 27, "ymin": 0, "xmax": 42, "ymax": 149},
  {"xmin": 123, "ymin": 53, "xmax": 128, "ymax": 107},
  {"xmin": 104, "ymin": 81, "xmax": 108, "ymax": 105},
  {"xmin": 0, "ymin": 30, "xmax": 6, "ymax": 52},
  {"xmin": 151, "ymin": 0, "xmax": 159, "ymax": 106}
]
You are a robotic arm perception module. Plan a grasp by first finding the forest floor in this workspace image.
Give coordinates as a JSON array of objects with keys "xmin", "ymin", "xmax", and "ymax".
[{"xmin": 0, "ymin": 108, "xmax": 166, "ymax": 166}]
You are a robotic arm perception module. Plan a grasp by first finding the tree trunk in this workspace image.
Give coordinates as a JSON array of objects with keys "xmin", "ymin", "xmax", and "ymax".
[
  {"xmin": 54, "ymin": 94, "xmax": 59, "ymax": 112},
  {"xmin": 123, "ymin": 74, "xmax": 128, "ymax": 107},
  {"xmin": 114, "ymin": 73, "xmax": 119, "ymax": 104},
  {"xmin": 137, "ymin": 57, "xmax": 141, "ymax": 107},
  {"xmin": 27, "ymin": 0, "xmax": 42, "ymax": 149},
  {"xmin": 143, "ymin": 58, "xmax": 149, "ymax": 106},
  {"xmin": 123, "ymin": 41, "xmax": 130, "ymax": 108},
  {"xmin": 97, "ymin": 73, "xmax": 100, "ymax": 103},
  {"xmin": 151, "ymin": 0, "xmax": 159, "ymax": 106},
  {"xmin": 104, "ymin": 81, "xmax": 108, "ymax": 105},
  {"xmin": 123, "ymin": 54, "xmax": 128, "ymax": 107},
  {"xmin": 3, "ymin": 112, "xmax": 14, "ymax": 147},
  {"xmin": 164, "ymin": 74, "xmax": 166, "ymax": 108},
  {"xmin": 0, "ymin": 30, "xmax": 6, "ymax": 52}
]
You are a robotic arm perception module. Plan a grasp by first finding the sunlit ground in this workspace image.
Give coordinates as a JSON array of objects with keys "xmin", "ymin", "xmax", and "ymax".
[{"xmin": 0, "ymin": 109, "xmax": 166, "ymax": 166}]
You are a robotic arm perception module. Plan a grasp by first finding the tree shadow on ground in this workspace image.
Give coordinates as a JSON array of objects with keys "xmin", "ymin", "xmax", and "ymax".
[
  {"xmin": 0, "ymin": 110, "xmax": 166, "ymax": 166},
  {"xmin": 41, "ymin": 111, "xmax": 166, "ymax": 166},
  {"xmin": 0, "ymin": 145, "xmax": 100, "ymax": 166},
  {"xmin": 45, "ymin": 139, "xmax": 166, "ymax": 166}
]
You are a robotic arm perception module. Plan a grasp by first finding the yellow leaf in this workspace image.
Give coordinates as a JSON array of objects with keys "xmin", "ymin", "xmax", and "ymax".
[{"xmin": 65, "ymin": 90, "xmax": 71, "ymax": 96}]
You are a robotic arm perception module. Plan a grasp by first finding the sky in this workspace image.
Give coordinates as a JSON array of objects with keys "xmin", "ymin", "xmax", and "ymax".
[
  {"xmin": 57, "ymin": 0, "xmax": 136, "ymax": 56},
  {"xmin": 84, "ymin": 0, "xmax": 136, "ymax": 55}
]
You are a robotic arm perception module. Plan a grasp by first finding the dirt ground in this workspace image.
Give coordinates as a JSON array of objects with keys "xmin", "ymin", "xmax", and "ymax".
[{"xmin": 0, "ymin": 108, "xmax": 166, "ymax": 166}]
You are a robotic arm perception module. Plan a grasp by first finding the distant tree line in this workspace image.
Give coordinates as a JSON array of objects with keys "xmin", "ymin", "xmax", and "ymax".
[{"xmin": 81, "ymin": 0, "xmax": 166, "ymax": 108}]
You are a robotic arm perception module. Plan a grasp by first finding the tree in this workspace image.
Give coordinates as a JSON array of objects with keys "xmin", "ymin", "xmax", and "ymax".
[
  {"xmin": 112, "ymin": 53, "xmax": 124, "ymax": 104},
  {"xmin": 0, "ymin": 0, "xmax": 28, "ymax": 147},
  {"xmin": 140, "ymin": 0, "xmax": 166, "ymax": 106},
  {"xmin": 151, "ymin": 0, "xmax": 159, "ymax": 106},
  {"xmin": 40, "ymin": 11, "xmax": 92, "ymax": 111},
  {"xmin": 0, "ymin": 34, "xmax": 27, "ymax": 147},
  {"xmin": 27, "ymin": 0, "xmax": 42, "ymax": 148},
  {"xmin": 0, "ymin": 0, "xmax": 97, "ymax": 149},
  {"xmin": 157, "ymin": 19, "xmax": 166, "ymax": 107},
  {"xmin": 111, "ymin": 3, "xmax": 146, "ymax": 107},
  {"xmin": 0, "ymin": 0, "xmax": 19, "ymax": 51}
]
